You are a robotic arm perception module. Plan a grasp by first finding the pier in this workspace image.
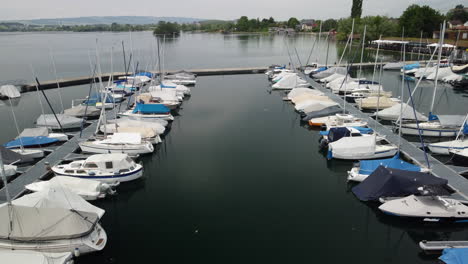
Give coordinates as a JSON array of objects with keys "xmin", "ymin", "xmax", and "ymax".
[
  {"xmin": 306, "ymin": 77, "xmax": 468, "ymax": 201},
  {"xmin": 19, "ymin": 62, "xmax": 421, "ymax": 92}
]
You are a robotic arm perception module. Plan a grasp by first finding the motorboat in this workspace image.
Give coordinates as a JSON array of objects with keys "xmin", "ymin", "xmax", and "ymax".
[
  {"xmin": 327, "ymin": 135, "xmax": 398, "ymax": 160},
  {"xmin": 36, "ymin": 114, "xmax": 83, "ymax": 130},
  {"xmin": 347, "ymin": 155, "xmax": 426, "ymax": 182},
  {"xmin": 352, "ymin": 166, "xmax": 450, "ymax": 202},
  {"xmin": 379, "ymin": 195, "xmax": 468, "ymax": 222},
  {"xmin": 0, "ymin": 250, "xmax": 73, "ymax": 264},
  {"xmin": 79, "ymin": 133, "xmax": 154, "ymax": 155},
  {"xmin": 26, "ymin": 176, "xmax": 116, "ymax": 200},
  {"xmin": 300, "ymin": 101, "xmax": 338, "ymax": 116},
  {"xmin": 318, "ymin": 127, "xmax": 374, "ymax": 148},
  {"xmin": 323, "ymin": 114, "xmax": 368, "ymax": 130},
  {"xmin": 52, "ymin": 153, "xmax": 143, "ymax": 183},
  {"xmin": 119, "ymin": 103, "xmax": 174, "ymax": 121}
]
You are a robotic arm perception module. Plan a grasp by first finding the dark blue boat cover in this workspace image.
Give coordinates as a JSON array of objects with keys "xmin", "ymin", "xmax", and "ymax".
[
  {"xmin": 327, "ymin": 127, "xmax": 351, "ymax": 143},
  {"xmin": 358, "ymin": 155, "xmax": 421, "ymax": 175},
  {"xmin": 440, "ymin": 248, "xmax": 468, "ymax": 264},
  {"xmin": 132, "ymin": 103, "xmax": 170, "ymax": 114},
  {"xmin": 352, "ymin": 166, "xmax": 449, "ymax": 201},
  {"xmin": 4, "ymin": 137, "xmax": 59, "ymax": 148}
]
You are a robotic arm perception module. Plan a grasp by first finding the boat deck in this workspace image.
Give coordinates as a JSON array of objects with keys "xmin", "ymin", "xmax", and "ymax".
[{"xmin": 307, "ymin": 77, "xmax": 468, "ymax": 201}]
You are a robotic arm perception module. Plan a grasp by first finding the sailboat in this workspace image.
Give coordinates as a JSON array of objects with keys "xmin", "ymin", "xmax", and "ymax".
[
  {"xmin": 400, "ymin": 22, "xmax": 465, "ymax": 137},
  {"xmin": 0, "ymin": 150, "xmax": 107, "ymax": 255},
  {"xmin": 428, "ymin": 115, "xmax": 468, "ymax": 155},
  {"xmin": 327, "ymin": 135, "xmax": 398, "ymax": 160}
]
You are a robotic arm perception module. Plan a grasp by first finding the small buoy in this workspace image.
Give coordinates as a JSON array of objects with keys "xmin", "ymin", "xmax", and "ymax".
[{"xmin": 73, "ymin": 248, "xmax": 80, "ymax": 257}]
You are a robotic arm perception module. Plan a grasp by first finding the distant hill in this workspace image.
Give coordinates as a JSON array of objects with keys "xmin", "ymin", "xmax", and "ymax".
[{"xmin": 2, "ymin": 16, "xmax": 207, "ymax": 25}]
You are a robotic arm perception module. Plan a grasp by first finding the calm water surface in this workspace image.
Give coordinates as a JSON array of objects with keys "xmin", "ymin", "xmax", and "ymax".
[{"xmin": 0, "ymin": 32, "xmax": 468, "ymax": 264}]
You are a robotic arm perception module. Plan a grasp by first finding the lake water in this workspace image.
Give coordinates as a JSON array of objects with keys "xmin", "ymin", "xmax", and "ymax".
[{"xmin": 0, "ymin": 32, "xmax": 467, "ymax": 264}]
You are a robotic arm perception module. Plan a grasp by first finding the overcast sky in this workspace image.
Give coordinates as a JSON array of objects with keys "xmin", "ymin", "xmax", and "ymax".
[{"xmin": 1, "ymin": 0, "xmax": 456, "ymax": 21}]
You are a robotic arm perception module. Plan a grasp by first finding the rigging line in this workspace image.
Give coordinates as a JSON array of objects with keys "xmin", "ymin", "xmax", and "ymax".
[
  {"xmin": 30, "ymin": 65, "xmax": 46, "ymax": 125},
  {"xmin": 371, "ymin": 35, "xmax": 382, "ymax": 84},
  {"xmin": 304, "ymin": 33, "xmax": 318, "ymax": 66},
  {"xmin": 48, "ymin": 46, "xmax": 65, "ymax": 113},
  {"xmin": 80, "ymin": 64, "xmax": 97, "ymax": 138},
  {"xmin": 36, "ymin": 78, "xmax": 65, "ymax": 133},
  {"xmin": 375, "ymin": 56, "xmax": 384, "ymax": 124},
  {"xmin": 406, "ymin": 79, "xmax": 431, "ymax": 169}
]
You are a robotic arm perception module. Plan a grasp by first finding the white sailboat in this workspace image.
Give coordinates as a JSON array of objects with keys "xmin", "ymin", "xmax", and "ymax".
[
  {"xmin": 79, "ymin": 132, "xmax": 154, "ymax": 155},
  {"xmin": 327, "ymin": 135, "xmax": 398, "ymax": 160}
]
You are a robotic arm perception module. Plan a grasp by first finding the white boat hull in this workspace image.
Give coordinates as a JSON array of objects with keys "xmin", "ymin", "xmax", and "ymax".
[
  {"xmin": 10, "ymin": 149, "xmax": 44, "ymax": 159},
  {"xmin": 54, "ymin": 167, "xmax": 143, "ymax": 183},
  {"xmin": 0, "ymin": 224, "xmax": 107, "ymax": 256},
  {"xmin": 79, "ymin": 141, "xmax": 154, "ymax": 155},
  {"xmin": 330, "ymin": 146, "xmax": 398, "ymax": 160},
  {"xmin": 400, "ymin": 124, "xmax": 459, "ymax": 137},
  {"xmin": 118, "ymin": 112, "xmax": 174, "ymax": 121}
]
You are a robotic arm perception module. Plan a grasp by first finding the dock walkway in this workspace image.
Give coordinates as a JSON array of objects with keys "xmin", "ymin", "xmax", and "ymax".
[{"xmin": 307, "ymin": 78, "xmax": 468, "ymax": 201}]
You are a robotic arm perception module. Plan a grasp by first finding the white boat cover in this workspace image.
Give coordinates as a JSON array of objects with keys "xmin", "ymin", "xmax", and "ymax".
[
  {"xmin": 0, "ymin": 204, "xmax": 99, "ymax": 241},
  {"xmin": 442, "ymin": 74, "xmax": 463, "ymax": 82},
  {"xmin": 330, "ymin": 135, "xmax": 376, "ymax": 156},
  {"xmin": 0, "ymin": 250, "xmax": 72, "ymax": 264},
  {"xmin": 36, "ymin": 114, "xmax": 82, "ymax": 128},
  {"xmin": 102, "ymin": 133, "xmax": 142, "ymax": 144},
  {"xmin": 414, "ymin": 67, "xmax": 436, "ymax": 78},
  {"xmin": 320, "ymin": 73, "xmax": 346, "ymax": 83},
  {"xmin": 105, "ymin": 119, "xmax": 165, "ymax": 134},
  {"xmin": 272, "ymin": 74, "xmax": 307, "ymax": 89},
  {"xmin": 313, "ymin": 67, "xmax": 347, "ymax": 79},
  {"xmin": 373, "ymin": 103, "xmax": 428, "ymax": 121},
  {"xmin": 116, "ymin": 116, "xmax": 169, "ymax": 127},
  {"xmin": 113, "ymin": 126, "xmax": 156, "ymax": 138},
  {"xmin": 427, "ymin": 67, "xmax": 455, "ymax": 80},
  {"xmin": 287, "ymin": 88, "xmax": 323, "ymax": 99},
  {"xmin": 295, "ymin": 98, "xmax": 336, "ymax": 111},
  {"xmin": 356, "ymin": 96, "xmax": 398, "ymax": 109},
  {"xmin": 302, "ymin": 102, "xmax": 338, "ymax": 113},
  {"xmin": 0, "ymin": 85, "xmax": 21, "ymax": 98},
  {"xmin": 26, "ymin": 176, "xmax": 105, "ymax": 200},
  {"xmin": 17, "ymin": 127, "xmax": 49, "ymax": 138},
  {"xmin": 147, "ymin": 90, "xmax": 179, "ymax": 101},
  {"xmin": 292, "ymin": 94, "xmax": 333, "ymax": 105},
  {"xmin": 13, "ymin": 187, "xmax": 105, "ymax": 218},
  {"xmin": 64, "ymin": 105, "xmax": 101, "ymax": 117},
  {"xmin": 437, "ymin": 115, "xmax": 467, "ymax": 127},
  {"xmin": 383, "ymin": 62, "xmax": 404, "ymax": 70}
]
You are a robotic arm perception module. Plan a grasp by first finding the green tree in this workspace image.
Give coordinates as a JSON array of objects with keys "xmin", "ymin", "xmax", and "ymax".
[
  {"xmin": 236, "ymin": 16, "xmax": 250, "ymax": 31},
  {"xmin": 322, "ymin": 19, "xmax": 338, "ymax": 31},
  {"xmin": 153, "ymin": 21, "xmax": 180, "ymax": 35},
  {"xmin": 399, "ymin": 4, "xmax": 444, "ymax": 37},
  {"xmin": 351, "ymin": 0, "xmax": 363, "ymax": 18},
  {"xmin": 447, "ymin": 5, "xmax": 468, "ymax": 22},
  {"xmin": 287, "ymin": 17, "xmax": 300, "ymax": 28}
]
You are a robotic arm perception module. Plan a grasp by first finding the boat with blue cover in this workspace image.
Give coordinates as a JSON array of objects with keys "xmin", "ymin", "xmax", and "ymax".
[
  {"xmin": 347, "ymin": 155, "xmax": 426, "ymax": 182},
  {"xmin": 119, "ymin": 103, "xmax": 174, "ymax": 121},
  {"xmin": 4, "ymin": 136, "xmax": 59, "ymax": 148}
]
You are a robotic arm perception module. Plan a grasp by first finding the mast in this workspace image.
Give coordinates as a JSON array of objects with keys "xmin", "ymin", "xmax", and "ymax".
[
  {"xmin": 49, "ymin": 47, "xmax": 65, "ymax": 113},
  {"xmin": 325, "ymin": 33, "xmax": 330, "ymax": 68},
  {"xmin": 371, "ymin": 35, "xmax": 382, "ymax": 84},
  {"xmin": 417, "ymin": 31, "xmax": 422, "ymax": 62},
  {"xmin": 358, "ymin": 25, "xmax": 367, "ymax": 79},
  {"xmin": 375, "ymin": 56, "xmax": 384, "ymax": 123},
  {"xmin": 429, "ymin": 21, "xmax": 446, "ymax": 116},
  {"xmin": 397, "ymin": 32, "xmax": 406, "ymax": 153}
]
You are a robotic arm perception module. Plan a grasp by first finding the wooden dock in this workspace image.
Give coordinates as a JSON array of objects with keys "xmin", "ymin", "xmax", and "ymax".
[{"xmin": 306, "ymin": 77, "xmax": 468, "ymax": 201}]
